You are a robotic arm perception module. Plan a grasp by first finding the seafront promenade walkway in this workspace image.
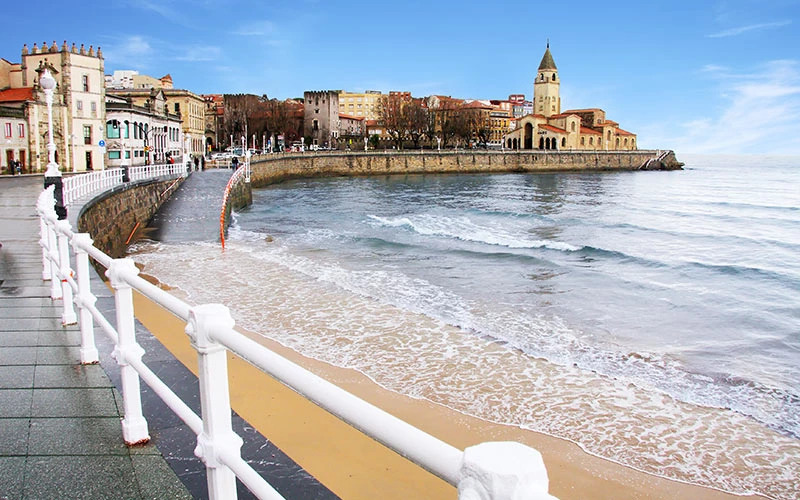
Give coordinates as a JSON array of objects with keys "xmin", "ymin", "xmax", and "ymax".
[
  {"xmin": 0, "ymin": 174, "xmax": 339, "ymax": 499},
  {"xmin": 0, "ymin": 175, "xmax": 191, "ymax": 498}
]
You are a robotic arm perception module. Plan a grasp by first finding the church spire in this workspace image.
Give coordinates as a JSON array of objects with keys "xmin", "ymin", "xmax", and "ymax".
[{"xmin": 538, "ymin": 42, "xmax": 557, "ymax": 70}]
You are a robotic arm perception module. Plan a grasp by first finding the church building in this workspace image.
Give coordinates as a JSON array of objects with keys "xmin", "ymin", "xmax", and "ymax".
[{"xmin": 505, "ymin": 44, "xmax": 637, "ymax": 151}]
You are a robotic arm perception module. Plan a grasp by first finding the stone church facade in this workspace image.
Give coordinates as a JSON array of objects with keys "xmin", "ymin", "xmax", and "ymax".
[{"xmin": 505, "ymin": 44, "xmax": 637, "ymax": 151}]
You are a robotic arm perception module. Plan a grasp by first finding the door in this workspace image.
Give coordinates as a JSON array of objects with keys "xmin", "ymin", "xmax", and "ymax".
[
  {"xmin": 85, "ymin": 151, "xmax": 93, "ymax": 171},
  {"xmin": 18, "ymin": 150, "xmax": 25, "ymax": 173},
  {"xmin": 5, "ymin": 150, "xmax": 12, "ymax": 173}
]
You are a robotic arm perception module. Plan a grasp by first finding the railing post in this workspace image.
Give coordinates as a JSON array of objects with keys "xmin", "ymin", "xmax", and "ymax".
[
  {"xmin": 46, "ymin": 219, "xmax": 62, "ymax": 300},
  {"xmin": 56, "ymin": 220, "xmax": 77, "ymax": 325},
  {"xmin": 39, "ymin": 214, "xmax": 51, "ymax": 281},
  {"xmin": 458, "ymin": 442, "xmax": 557, "ymax": 500},
  {"xmin": 106, "ymin": 258, "xmax": 150, "ymax": 445},
  {"xmin": 72, "ymin": 233, "xmax": 99, "ymax": 364},
  {"xmin": 186, "ymin": 304, "xmax": 243, "ymax": 500}
]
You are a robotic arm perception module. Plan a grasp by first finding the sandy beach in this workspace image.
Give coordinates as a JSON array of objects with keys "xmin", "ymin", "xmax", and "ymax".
[{"xmin": 129, "ymin": 286, "xmax": 767, "ymax": 500}]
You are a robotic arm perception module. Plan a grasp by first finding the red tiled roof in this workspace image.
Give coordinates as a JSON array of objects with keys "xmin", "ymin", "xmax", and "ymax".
[
  {"xmin": 539, "ymin": 124, "xmax": 566, "ymax": 134},
  {"xmin": 563, "ymin": 108, "xmax": 603, "ymax": 113},
  {"xmin": 339, "ymin": 113, "xmax": 364, "ymax": 121},
  {"xmin": 365, "ymin": 120, "xmax": 379, "ymax": 126},
  {"xmin": 580, "ymin": 126, "xmax": 602, "ymax": 135},
  {"xmin": 616, "ymin": 128, "xmax": 635, "ymax": 136},
  {"xmin": 0, "ymin": 87, "xmax": 34, "ymax": 103}
]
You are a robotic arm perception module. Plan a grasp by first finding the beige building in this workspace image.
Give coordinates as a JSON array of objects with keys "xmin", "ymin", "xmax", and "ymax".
[
  {"xmin": 0, "ymin": 105, "xmax": 28, "ymax": 173},
  {"xmin": 163, "ymin": 89, "xmax": 205, "ymax": 157},
  {"xmin": 338, "ymin": 90, "xmax": 381, "ymax": 120},
  {"xmin": 304, "ymin": 90, "xmax": 339, "ymax": 148},
  {"xmin": 110, "ymin": 86, "xmax": 205, "ymax": 158},
  {"xmin": 505, "ymin": 44, "xmax": 637, "ymax": 151},
  {"xmin": 0, "ymin": 41, "xmax": 106, "ymax": 172}
]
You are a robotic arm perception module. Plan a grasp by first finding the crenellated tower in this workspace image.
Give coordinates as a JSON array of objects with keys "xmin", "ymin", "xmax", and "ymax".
[{"xmin": 534, "ymin": 42, "xmax": 560, "ymax": 118}]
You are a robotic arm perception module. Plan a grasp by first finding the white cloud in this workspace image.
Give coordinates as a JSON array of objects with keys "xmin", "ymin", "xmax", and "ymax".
[
  {"xmin": 706, "ymin": 20, "xmax": 791, "ymax": 38},
  {"xmin": 641, "ymin": 60, "xmax": 800, "ymax": 154},
  {"xmin": 233, "ymin": 21, "xmax": 276, "ymax": 37},
  {"xmin": 102, "ymin": 36, "xmax": 155, "ymax": 70},
  {"xmin": 174, "ymin": 46, "xmax": 223, "ymax": 62}
]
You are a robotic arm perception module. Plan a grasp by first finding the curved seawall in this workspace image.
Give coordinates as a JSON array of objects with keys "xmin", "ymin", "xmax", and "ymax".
[{"xmin": 249, "ymin": 150, "xmax": 681, "ymax": 187}]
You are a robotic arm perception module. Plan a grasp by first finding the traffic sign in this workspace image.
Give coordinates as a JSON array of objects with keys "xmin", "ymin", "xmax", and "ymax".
[{"xmin": 98, "ymin": 140, "xmax": 106, "ymax": 147}]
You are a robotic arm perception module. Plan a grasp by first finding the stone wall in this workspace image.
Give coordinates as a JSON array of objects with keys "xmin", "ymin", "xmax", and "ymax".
[
  {"xmin": 249, "ymin": 150, "xmax": 682, "ymax": 187},
  {"xmin": 220, "ymin": 174, "xmax": 253, "ymax": 238},
  {"xmin": 77, "ymin": 176, "xmax": 184, "ymax": 258}
]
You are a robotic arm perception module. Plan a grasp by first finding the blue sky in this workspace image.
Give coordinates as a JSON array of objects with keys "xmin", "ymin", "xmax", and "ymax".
[{"xmin": 2, "ymin": 0, "xmax": 799, "ymax": 154}]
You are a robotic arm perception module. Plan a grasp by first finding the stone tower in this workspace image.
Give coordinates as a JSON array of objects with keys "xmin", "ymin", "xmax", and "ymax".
[
  {"xmin": 534, "ymin": 42, "xmax": 560, "ymax": 118},
  {"xmin": 303, "ymin": 90, "xmax": 339, "ymax": 148}
]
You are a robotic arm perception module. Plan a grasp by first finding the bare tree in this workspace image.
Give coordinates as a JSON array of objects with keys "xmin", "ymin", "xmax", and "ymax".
[
  {"xmin": 404, "ymin": 98, "xmax": 428, "ymax": 149},
  {"xmin": 378, "ymin": 94, "xmax": 409, "ymax": 149}
]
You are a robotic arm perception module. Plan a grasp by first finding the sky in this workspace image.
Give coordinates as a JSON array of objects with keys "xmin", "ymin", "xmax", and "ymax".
[{"xmin": 2, "ymin": 0, "xmax": 799, "ymax": 155}]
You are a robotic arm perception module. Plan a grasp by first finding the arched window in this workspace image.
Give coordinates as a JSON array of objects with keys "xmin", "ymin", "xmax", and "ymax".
[
  {"xmin": 589, "ymin": 137, "xmax": 594, "ymax": 145},
  {"xmin": 539, "ymin": 137, "xmax": 545, "ymax": 149},
  {"xmin": 581, "ymin": 136, "xmax": 585, "ymax": 146},
  {"xmin": 553, "ymin": 73, "xmax": 556, "ymax": 81},
  {"xmin": 571, "ymin": 122, "xmax": 576, "ymax": 132},
  {"xmin": 616, "ymin": 137, "xmax": 620, "ymax": 147},
  {"xmin": 562, "ymin": 137, "xmax": 566, "ymax": 148}
]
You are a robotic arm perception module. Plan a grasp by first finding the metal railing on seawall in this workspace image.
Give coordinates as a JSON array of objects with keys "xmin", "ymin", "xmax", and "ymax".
[
  {"xmin": 62, "ymin": 163, "xmax": 188, "ymax": 205},
  {"xmin": 219, "ymin": 162, "xmax": 251, "ymax": 249},
  {"xmin": 36, "ymin": 181, "xmax": 558, "ymax": 499}
]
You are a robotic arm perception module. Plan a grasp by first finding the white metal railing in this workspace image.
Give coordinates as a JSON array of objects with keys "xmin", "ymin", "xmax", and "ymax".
[
  {"xmin": 36, "ymin": 183, "xmax": 557, "ymax": 500},
  {"xmin": 63, "ymin": 168, "xmax": 125, "ymax": 205},
  {"xmin": 62, "ymin": 163, "xmax": 188, "ymax": 205},
  {"xmin": 219, "ymin": 163, "xmax": 250, "ymax": 249}
]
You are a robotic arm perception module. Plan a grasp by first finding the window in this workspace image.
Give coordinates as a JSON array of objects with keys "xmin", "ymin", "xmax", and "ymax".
[
  {"xmin": 3, "ymin": 123, "xmax": 11, "ymax": 138},
  {"xmin": 589, "ymin": 137, "xmax": 594, "ymax": 145},
  {"xmin": 18, "ymin": 124, "xmax": 25, "ymax": 138},
  {"xmin": 83, "ymin": 125, "xmax": 92, "ymax": 145},
  {"xmin": 82, "ymin": 75, "xmax": 89, "ymax": 92},
  {"xmin": 77, "ymin": 100, "xmax": 83, "ymax": 111},
  {"xmin": 90, "ymin": 101, "xmax": 97, "ymax": 115},
  {"xmin": 124, "ymin": 121, "xmax": 129, "ymax": 139},
  {"xmin": 175, "ymin": 103, "xmax": 180, "ymax": 113},
  {"xmin": 312, "ymin": 120, "xmax": 319, "ymax": 131},
  {"xmin": 108, "ymin": 151, "xmax": 121, "ymax": 159},
  {"xmin": 106, "ymin": 120, "xmax": 121, "ymax": 139}
]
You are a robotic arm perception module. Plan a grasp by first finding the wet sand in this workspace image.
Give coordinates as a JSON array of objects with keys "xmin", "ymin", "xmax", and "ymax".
[{"xmin": 131, "ymin": 289, "xmax": 766, "ymax": 500}]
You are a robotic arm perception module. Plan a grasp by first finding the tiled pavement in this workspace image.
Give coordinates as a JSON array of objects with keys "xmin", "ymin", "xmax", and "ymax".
[{"xmin": 0, "ymin": 175, "xmax": 337, "ymax": 499}]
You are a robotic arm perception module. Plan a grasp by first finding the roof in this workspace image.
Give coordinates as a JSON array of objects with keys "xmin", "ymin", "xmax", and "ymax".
[
  {"xmin": 580, "ymin": 126, "xmax": 602, "ymax": 135},
  {"xmin": 538, "ymin": 45, "xmax": 557, "ymax": 70},
  {"xmin": 563, "ymin": 108, "xmax": 604, "ymax": 114},
  {"xmin": 616, "ymin": 128, "xmax": 635, "ymax": 136},
  {"xmin": 339, "ymin": 113, "xmax": 364, "ymax": 121},
  {"xmin": 0, "ymin": 87, "xmax": 34, "ymax": 103},
  {"xmin": 539, "ymin": 124, "xmax": 566, "ymax": 134}
]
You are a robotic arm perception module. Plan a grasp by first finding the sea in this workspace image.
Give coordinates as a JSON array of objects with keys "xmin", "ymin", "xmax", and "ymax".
[{"xmin": 130, "ymin": 154, "xmax": 800, "ymax": 499}]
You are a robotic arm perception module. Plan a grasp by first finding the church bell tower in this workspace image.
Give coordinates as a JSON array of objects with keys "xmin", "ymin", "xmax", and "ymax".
[{"xmin": 534, "ymin": 42, "xmax": 560, "ymax": 118}]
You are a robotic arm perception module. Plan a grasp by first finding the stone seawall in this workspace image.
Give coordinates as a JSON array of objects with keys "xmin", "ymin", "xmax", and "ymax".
[
  {"xmin": 249, "ymin": 150, "xmax": 681, "ymax": 187},
  {"xmin": 77, "ymin": 176, "xmax": 185, "ymax": 258}
]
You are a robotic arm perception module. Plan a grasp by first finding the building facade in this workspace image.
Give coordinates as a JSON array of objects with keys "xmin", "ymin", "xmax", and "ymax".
[
  {"xmin": 304, "ymin": 90, "xmax": 339, "ymax": 148},
  {"xmin": 105, "ymin": 90, "xmax": 183, "ymax": 167},
  {"xmin": 505, "ymin": 44, "xmax": 637, "ymax": 151},
  {"xmin": 0, "ymin": 41, "xmax": 106, "ymax": 172},
  {"xmin": 338, "ymin": 90, "xmax": 381, "ymax": 120},
  {"xmin": 0, "ymin": 105, "xmax": 27, "ymax": 173},
  {"xmin": 163, "ymin": 89, "xmax": 205, "ymax": 157}
]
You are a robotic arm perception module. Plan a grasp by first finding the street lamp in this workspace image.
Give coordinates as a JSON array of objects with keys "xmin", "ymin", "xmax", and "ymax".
[{"xmin": 40, "ymin": 69, "xmax": 67, "ymax": 219}]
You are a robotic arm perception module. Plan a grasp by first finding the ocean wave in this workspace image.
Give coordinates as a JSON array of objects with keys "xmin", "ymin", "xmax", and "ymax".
[{"xmin": 368, "ymin": 214, "xmax": 580, "ymax": 251}]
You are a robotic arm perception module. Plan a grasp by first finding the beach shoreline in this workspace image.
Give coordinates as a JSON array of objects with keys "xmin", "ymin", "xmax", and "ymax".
[{"xmin": 130, "ymin": 281, "xmax": 766, "ymax": 500}]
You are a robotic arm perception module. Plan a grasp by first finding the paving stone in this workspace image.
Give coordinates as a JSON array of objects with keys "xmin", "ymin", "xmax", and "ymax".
[
  {"xmin": 0, "ymin": 389, "xmax": 32, "ymax": 418},
  {"xmin": 28, "ymin": 417, "xmax": 128, "ymax": 456},
  {"xmin": 23, "ymin": 456, "xmax": 140, "ymax": 499},
  {"xmin": 36, "ymin": 328, "xmax": 82, "ymax": 347},
  {"xmin": 0, "ymin": 365, "xmax": 34, "ymax": 389},
  {"xmin": 35, "ymin": 345, "xmax": 82, "ymax": 365},
  {"xmin": 0, "ymin": 330, "xmax": 38, "ymax": 347},
  {"xmin": 33, "ymin": 364, "xmax": 113, "ymax": 388},
  {"xmin": 31, "ymin": 388, "xmax": 119, "ymax": 418},
  {"xmin": 0, "ymin": 457, "xmax": 26, "ymax": 499},
  {"xmin": 0, "ymin": 418, "xmax": 29, "ymax": 455},
  {"xmin": 0, "ymin": 346, "xmax": 37, "ymax": 365}
]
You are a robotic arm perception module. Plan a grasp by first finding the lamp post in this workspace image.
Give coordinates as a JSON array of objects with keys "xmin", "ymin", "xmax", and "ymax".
[{"xmin": 40, "ymin": 69, "xmax": 67, "ymax": 220}]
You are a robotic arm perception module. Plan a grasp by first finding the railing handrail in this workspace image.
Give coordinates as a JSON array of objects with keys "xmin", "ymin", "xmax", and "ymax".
[
  {"xmin": 62, "ymin": 163, "xmax": 187, "ymax": 205},
  {"xmin": 219, "ymin": 164, "xmax": 249, "ymax": 249},
  {"xmin": 36, "ymin": 174, "xmax": 556, "ymax": 500}
]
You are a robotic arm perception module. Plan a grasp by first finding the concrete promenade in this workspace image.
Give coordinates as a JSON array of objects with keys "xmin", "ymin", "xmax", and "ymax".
[
  {"xmin": 0, "ymin": 175, "xmax": 191, "ymax": 498},
  {"xmin": 0, "ymin": 175, "xmax": 339, "ymax": 499}
]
